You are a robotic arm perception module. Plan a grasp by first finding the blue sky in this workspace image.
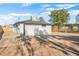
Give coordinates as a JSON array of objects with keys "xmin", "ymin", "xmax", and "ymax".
[{"xmin": 0, "ymin": 3, "xmax": 79, "ymax": 25}]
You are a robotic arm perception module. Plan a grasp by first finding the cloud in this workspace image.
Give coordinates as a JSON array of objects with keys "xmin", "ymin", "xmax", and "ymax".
[
  {"xmin": 40, "ymin": 4, "xmax": 51, "ymax": 11},
  {"xmin": 40, "ymin": 11, "xmax": 50, "ymax": 15},
  {"xmin": 0, "ymin": 13, "xmax": 33, "ymax": 25},
  {"xmin": 46, "ymin": 7, "xmax": 64, "ymax": 11},
  {"xmin": 9, "ymin": 13, "xmax": 32, "ymax": 16},
  {"xmin": 68, "ymin": 10, "xmax": 79, "ymax": 23},
  {"xmin": 56, "ymin": 4, "xmax": 76, "ymax": 9},
  {"xmin": 0, "ymin": 15, "xmax": 15, "ymax": 25},
  {"xmin": 0, "ymin": 15, "xmax": 13, "ymax": 20},
  {"xmin": 39, "ymin": 11, "xmax": 51, "ymax": 22},
  {"xmin": 41, "ymin": 4, "xmax": 50, "ymax": 8},
  {"xmin": 46, "ymin": 8, "xmax": 54, "ymax": 11},
  {"xmin": 0, "ymin": 20, "xmax": 6, "ymax": 25},
  {"xmin": 69, "ymin": 10, "xmax": 79, "ymax": 15},
  {"xmin": 22, "ymin": 3, "xmax": 32, "ymax": 7}
]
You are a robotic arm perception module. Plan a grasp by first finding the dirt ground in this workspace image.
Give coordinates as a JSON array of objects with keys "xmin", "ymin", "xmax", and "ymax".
[{"xmin": 0, "ymin": 32, "xmax": 79, "ymax": 56}]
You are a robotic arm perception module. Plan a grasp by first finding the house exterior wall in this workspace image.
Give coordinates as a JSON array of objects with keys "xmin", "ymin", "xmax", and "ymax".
[
  {"xmin": 45, "ymin": 25, "xmax": 51, "ymax": 34},
  {"xmin": 73, "ymin": 26, "xmax": 79, "ymax": 32},
  {"xmin": 19, "ymin": 24, "xmax": 24, "ymax": 35},
  {"xmin": 15, "ymin": 23, "xmax": 51, "ymax": 36},
  {"xmin": 52, "ymin": 25, "xmax": 79, "ymax": 32},
  {"xmin": 60, "ymin": 26, "xmax": 69, "ymax": 32},
  {"xmin": 14, "ymin": 26, "xmax": 19, "ymax": 34},
  {"xmin": 15, "ymin": 23, "xmax": 24, "ymax": 35},
  {"xmin": 25, "ymin": 25, "xmax": 51, "ymax": 36}
]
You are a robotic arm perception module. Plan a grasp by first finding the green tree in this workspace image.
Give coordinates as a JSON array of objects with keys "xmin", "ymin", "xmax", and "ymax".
[
  {"xmin": 49, "ymin": 9, "xmax": 69, "ymax": 31},
  {"xmin": 69, "ymin": 24, "xmax": 74, "ymax": 32},
  {"xmin": 39, "ymin": 17, "xmax": 44, "ymax": 21}
]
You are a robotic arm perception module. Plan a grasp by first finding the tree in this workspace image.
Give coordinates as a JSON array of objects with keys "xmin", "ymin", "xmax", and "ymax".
[
  {"xmin": 49, "ymin": 9, "xmax": 69, "ymax": 31},
  {"xmin": 39, "ymin": 17, "xmax": 44, "ymax": 21},
  {"xmin": 69, "ymin": 24, "xmax": 75, "ymax": 32}
]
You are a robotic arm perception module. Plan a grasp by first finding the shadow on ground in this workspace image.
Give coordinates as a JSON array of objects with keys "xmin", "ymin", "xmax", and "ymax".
[
  {"xmin": 50, "ymin": 35, "xmax": 79, "ymax": 45},
  {"xmin": 34, "ymin": 35, "xmax": 79, "ymax": 56}
]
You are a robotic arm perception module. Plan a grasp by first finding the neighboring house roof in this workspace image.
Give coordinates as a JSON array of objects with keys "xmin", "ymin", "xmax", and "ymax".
[
  {"xmin": 63, "ymin": 23, "xmax": 79, "ymax": 26},
  {"xmin": 52, "ymin": 23, "xmax": 79, "ymax": 26},
  {"xmin": 13, "ymin": 19, "xmax": 51, "ymax": 25}
]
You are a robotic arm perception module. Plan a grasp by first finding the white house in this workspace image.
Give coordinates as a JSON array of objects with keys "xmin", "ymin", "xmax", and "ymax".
[{"xmin": 13, "ymin": 16, "xmax": 51, "ymax": 36}]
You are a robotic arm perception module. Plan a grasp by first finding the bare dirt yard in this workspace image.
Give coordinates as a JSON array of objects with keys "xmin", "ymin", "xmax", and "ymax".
[{"xmin": 0, "ymin": 32, "xmax": 79, "ymax": 56}]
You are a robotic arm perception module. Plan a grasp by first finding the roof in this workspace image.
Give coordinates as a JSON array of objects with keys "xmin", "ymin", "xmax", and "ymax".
[
  {"xmin": 13, "ymin": 19, "xmax": 51, "ymax": 25},
  {"xmin": 64, "ymin": 23, "xmax": 79, "ymax": 26}
]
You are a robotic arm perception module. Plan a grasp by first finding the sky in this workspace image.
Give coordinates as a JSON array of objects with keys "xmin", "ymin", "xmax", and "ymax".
[{"xmin": 0, "ymin": 3, "xmax": 79, "ymax": 25}]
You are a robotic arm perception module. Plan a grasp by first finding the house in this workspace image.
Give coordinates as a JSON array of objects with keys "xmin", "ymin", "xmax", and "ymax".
[
  {"xmin": 52, "ymin": 23, "xmax": 79, "ymax": 32},
  {"xmin": 13, "ymin": 16, "xmax": 51, "ymax": 36},
  {"xmin": 65, "ymin": 23, "xmax": 79, "ymax": 32}
]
